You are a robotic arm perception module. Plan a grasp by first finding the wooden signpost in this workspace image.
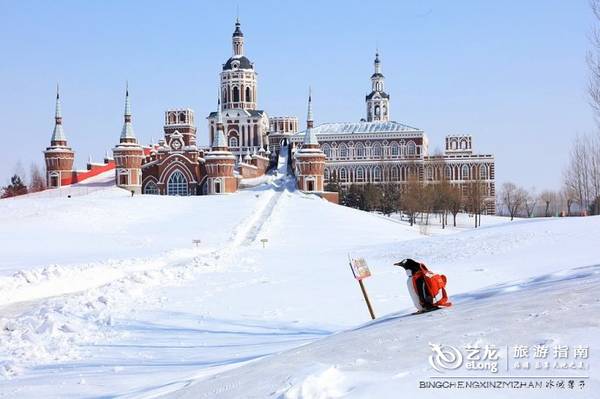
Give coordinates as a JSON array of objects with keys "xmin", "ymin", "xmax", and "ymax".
[
  {"xmin": 260, "ymin": 238, "xmax": 269, "ymax": 248},
  {"xmin": 349, "ymin": 255, "xmax": 376, "ymax": 320},
  {"xmin": 192, "ymin": 239, "xmax": 201, "ymax": 247}
]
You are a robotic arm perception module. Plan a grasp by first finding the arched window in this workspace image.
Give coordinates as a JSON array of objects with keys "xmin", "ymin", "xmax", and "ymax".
[
  {"xmin": 407, "ymin": 141, "xmax": 416, "ymax": 156},
  {"xmin": 426, "ymin": 167, "xmax": 433, "ymax": 181},
  {"xmin": 214, "ymin": 178, "xmax": 222, "ymax": 194},
  {"xmin": 322, "ymin": 144, "xmax": 331, "ymax": 158},
  {"xmin": 373, "ymin": 166, "xmax": 382, "ymax": 181},
  {"xmin": 339, "ymin": 144, "xmax": 349, "ymax": 159},
  {"xmin": 355, "ymin": 143, "xmax": 366, "ymax": 158},
  {"xmin": 390, "ymin": 142, "xmax": 399, "ymax": 157},
  {"xmin": 144, "ymin": 181, "xmax": 159, "ymax": 195},
  {"xmin": 375, "ymin": 105, "xmax": 380, "ymax": 116},
  {"xmin": 382, "ymin": 105, "xmax": 387, "ymax": 116},
  {"xmin": 451, "ymin": 140, "xmax": 457, "ymax": 150},
  {"xmin": 118, "ymin": 169, "xmax": 129, "ymax": 186},
  {"xmin": 372, "ymin": 143, "xmax": 382, "ymax": 158},
  {"xmin": 445, "ymin": 165, "xmax": 452, "ymax": 180},
  {"xmin": 246, "ymin": 87, "xmax": 251, "ymax": 102},
  {"xmin": 339, "ymin": 168, "xmax": 347, "ymax": 181},
  {"xmin": 391, "ymin": 166, "xmax": 399, "ymax": 181},
  {"xmin": 460, "ymin": 140, "xmax": 467, "ymax": 149},
  {"xmin": 167, "ymin": 170, "xmax": 188, "ymax": 196},
  {"xmin": 49, "ymin": 171, "xmax": 60, "ymax": 188},
  {"xmin": 356, "ymin": 167, "xmax": 365, "ymax": 182},
  {"xmin": 233, "ymin": 86, "xmax": 240, "ymax": 102},
  {"xmin": 324, "ymin": 168, "xmax": 330, "ymax": 181},
  {"xmin": 480, "ymin": 164, "xmax": 488, "ymax": 180},
  {"xmin": 229, "ymin": 136, "xmax": 239, "ymax": 147},
  {"xmin": 179, "ymin": 112, "xmax": 186, "ymax": 123},
  {"xmin": 462, "ymin": 165, "xmax": 470, "ymax": 180}
]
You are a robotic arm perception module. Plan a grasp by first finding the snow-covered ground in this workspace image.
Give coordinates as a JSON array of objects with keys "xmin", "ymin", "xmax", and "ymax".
[{"xmin": 0, "ymin": 175, "xmax": 598, "ymax": 398}]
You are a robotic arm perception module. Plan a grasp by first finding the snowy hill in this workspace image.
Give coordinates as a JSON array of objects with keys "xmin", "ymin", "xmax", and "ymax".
[
  {"xmin": 166, "ymin": 264, "xmax": 600, "ymax": 399},
  {"xmin": 0, "ymin": 179, "xmax": 599, "ymax": 398}
]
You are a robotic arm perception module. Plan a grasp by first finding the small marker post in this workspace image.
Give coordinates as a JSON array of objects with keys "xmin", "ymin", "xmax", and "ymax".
[
  {"xmin": 260, "ymin": 238, "xmax": 269, "ymax": 248},
  {"xmin": 348, "ymin": 254, "xmax": 376, "ymax": 320}
]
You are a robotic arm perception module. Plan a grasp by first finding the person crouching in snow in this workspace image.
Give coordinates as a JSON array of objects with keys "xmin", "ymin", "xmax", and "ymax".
[{"xmin": 394, "ymin": 258, "xmax": 452, "ymax": 313}]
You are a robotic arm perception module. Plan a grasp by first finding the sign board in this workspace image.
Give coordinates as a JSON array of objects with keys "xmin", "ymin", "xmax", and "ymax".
[{"xmin": 349, "ymin": 257, "xmax": 371, "ymax": 280}]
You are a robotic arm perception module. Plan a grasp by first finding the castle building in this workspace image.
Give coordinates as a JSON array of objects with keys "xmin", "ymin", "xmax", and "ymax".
[
  {"xmin": 291, "ymin": 52, "xmax": 496, "ymax": 214},
  {"xmin": 43, "ymin": 19, "xmax": 493, "ymax": 211},
  {"xmin": 139, "ymin": 108, "xmax": 206, "ymax": 195},
  {"xmin": 44, "ymin": 87, "xmax": 75, "ymax": 188},
  {"xmin": 294, "ymin": 91, "xmax": 326, "ymax": 192},
  {"xmin": 112, "ymin": 86, "xmax": 144, "ymax": 193},
  {"xmin": 207, "ymin": 19, "xmax": 270, "ymax": 157}
]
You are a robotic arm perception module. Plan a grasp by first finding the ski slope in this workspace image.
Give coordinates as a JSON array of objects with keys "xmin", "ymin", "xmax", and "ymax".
[
  {"xmin": 276, "ymin": 144, "xmax": 289, "ymax": 176},
  {"xmin": 0, "ymin": 179, "xmax": 599, "ymax": 398}
]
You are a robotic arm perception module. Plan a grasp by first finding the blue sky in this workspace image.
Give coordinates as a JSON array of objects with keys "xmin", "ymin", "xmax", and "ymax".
[{"xmin": 0, "ymin": 0, "xmax": 595, "ymax": 190}]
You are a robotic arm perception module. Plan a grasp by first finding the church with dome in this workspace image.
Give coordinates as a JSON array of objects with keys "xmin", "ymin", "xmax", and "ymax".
[{"xmin": 42, "ymin": 18, "xmax": 496, "ymax": 213}]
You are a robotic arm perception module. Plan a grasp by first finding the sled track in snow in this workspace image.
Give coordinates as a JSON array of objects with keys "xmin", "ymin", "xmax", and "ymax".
[{"xmin": 241, "ymin": 189, "xmax": 285, "ymax": 246}]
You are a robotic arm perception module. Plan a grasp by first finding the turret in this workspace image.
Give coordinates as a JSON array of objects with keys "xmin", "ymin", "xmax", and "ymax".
[
  {"xmin": 294, "ymin": 89, "xmax": 326, "ymax": 192},
  {"xmin": 43, "ymin": 86, "xmax": 75, "ymax": 188},
  {"xmin": 112, "ymin": 84, "xmax": 144, "ymax": 193},
  {"xmin": 204, "ymin": 97, "xmax": 237, "ymax": 194}
]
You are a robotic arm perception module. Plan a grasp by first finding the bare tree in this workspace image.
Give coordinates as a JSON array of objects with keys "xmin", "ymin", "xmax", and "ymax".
[
  {"xmin": 402, "ymin": 170, "xmax": 423, "ymax": 227},
  {"xmin": 464, "ymin": 165, "xmax": 487, "ymax": 227},
  {"xmin": 583, "ymin": 0, "xmax": 600, "ymax": 214},
  {"xmin": 447, "ymin": 184, "xmax": 463, "ymax": 227},
  {"xmin": 560, "ymin": 185, "xmax": 576, "ymax": 216},
  {"xmin": 501, "ymin": 182, "xmax": 525, "ymax": 221},
  {"xmin": 563, "ymin": 134, "xmax": 591, "ymax": 210},
  {"xmin": 588, "ymin": 0, "xmax": 600, "ymax": 122},
  {"xmin": 29, "ymin": 163, "xmax": 46, "ymax": 193},
  {"xmin": 539, "ymin": 190, "xmax": 557, "ymax": 217},
  {"xmin": 523, "ymin": 187, "xmax": 537, "ymax": 218}
]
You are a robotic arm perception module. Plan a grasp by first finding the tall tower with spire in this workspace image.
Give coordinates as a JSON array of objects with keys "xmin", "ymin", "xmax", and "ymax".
[
  {"xmin": 112, "ymin": 85, "xmax": 144, "ymax": 193},
  {"xmin": 220, "ymin": 18, "xmax": 257, "ymax": 110},
  {"xmin": 365, "ymin": 51, "xmax": 390, "ymax": 122},
  {"xmin": 208, "ymin": 18, "xmax": 270, "ymax": 158},
  {"xmin": 44, "ymin": 86, "xmax": 75, "ymax": 188},
  {"xmin": 205, "ymin": 97, "xmax": 237, "ymax": 194},
  {"xmin": 294, "ymin": 89, "xmax": 326, "ymax": 192}
]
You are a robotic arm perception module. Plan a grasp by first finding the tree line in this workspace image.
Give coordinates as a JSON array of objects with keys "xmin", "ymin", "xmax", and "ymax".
[
  {"xmin": 1, "ymin": 163, "xmax": 46, "ymax": 198},
  {"xmin": 327, "ymin": 167, "xmax": 490, "ymax": 229}
]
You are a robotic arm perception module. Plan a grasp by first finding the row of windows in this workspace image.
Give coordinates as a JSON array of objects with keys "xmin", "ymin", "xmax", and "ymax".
[
  {"xmin": 143, "ymin": 172, "xmax": 230, "ymax": 196},
  {"xmin": 325, "ymin": 166, "xmax": 414, "ymax": 182},
  {"xmin": 425, "ymin": 164, "xmax": 489, "ymax": 180},
  {"xmin": 321, "ymin": 141, "xmax": 418, "ymax": 159},
  {"xmin": 222, "ymin": 85, "xmax": 254, "ymax": 104},
  {"xmin": 325, "ymin": 164, "xmax": 491, "ymax": 183},
  {"xmin": 143, "ymin": 170, "xmax": 188, "ymax": 196}
]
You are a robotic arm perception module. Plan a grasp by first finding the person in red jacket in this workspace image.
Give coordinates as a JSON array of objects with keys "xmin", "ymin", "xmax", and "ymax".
[{"xmin": 395, "ymin": 258, "xmax": 451, "ymax": 313}]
